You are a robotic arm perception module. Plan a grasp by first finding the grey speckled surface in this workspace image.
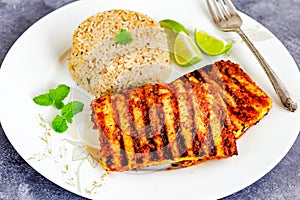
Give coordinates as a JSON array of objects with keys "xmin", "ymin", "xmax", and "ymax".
[{"xmin": 0, "ymin": 0, "xmax": 299, "ymax": 199}]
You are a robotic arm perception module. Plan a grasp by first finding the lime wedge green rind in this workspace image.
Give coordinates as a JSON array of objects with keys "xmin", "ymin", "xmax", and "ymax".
[
  {"xmin": 159, "ymin": 19, "xmax": 190, "ymax": 35},
  {"xmin": 175, "ymin": 55, "xmax": 203, "ymax": 67},
  {"xmin": 174, "ymin": 32, "xmax": 203, "ymax": 67},
  {"xmin": 223, "ymin": 43, "xmax": 232, "ymax": 53},
  {"xmin": 194, "ymin": 29, "xmax": 232, "ymax": 56}
]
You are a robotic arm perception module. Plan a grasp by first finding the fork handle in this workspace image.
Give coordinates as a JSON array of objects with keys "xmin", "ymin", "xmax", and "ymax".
[{"xmin": 235, "ymin": 28, "xmax": 297, "ymax": 112}]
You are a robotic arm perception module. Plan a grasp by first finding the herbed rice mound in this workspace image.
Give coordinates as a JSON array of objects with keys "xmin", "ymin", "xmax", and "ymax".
[{"xmin": 68, "ymin": 9, "xmax": 171, "ymax": 97}]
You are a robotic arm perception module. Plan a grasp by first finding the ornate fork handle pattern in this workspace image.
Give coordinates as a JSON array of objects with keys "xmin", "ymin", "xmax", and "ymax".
[{"xmin": 236, "ymin": 28, "xmax": 298, "ymax": 112}]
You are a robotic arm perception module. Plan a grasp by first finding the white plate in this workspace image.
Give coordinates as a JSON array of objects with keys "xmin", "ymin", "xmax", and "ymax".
[{"xmin": 0, "ymin": 0, "xmax": 300, "ymax": 199}]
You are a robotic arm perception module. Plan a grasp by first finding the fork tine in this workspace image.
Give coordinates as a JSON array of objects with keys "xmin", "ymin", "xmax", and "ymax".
[
  {"xmin": 218, "ymin": 0, "xmax": 231, "ymax": 19},
  {"xmin": 206, "ymin": 0, "xmax": 222, "ymax": 23},
  {"xmin": 206, "ymin": 0, "xmax": 219, "ymax": 22},
  {"xmin": 213, "ymin": 0, "xmax": 227, "ymax": 21},
  {"xmin": 223, "ymin": 0, "xmax": 239, "ymax": 16}
]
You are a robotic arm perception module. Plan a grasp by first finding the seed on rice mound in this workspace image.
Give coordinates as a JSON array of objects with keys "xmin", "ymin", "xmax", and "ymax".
[{"xmin": 68, "ymin": 9, "xmax": 171, "ymax": 97}]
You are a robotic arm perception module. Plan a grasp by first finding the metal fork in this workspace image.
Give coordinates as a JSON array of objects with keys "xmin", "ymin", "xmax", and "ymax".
[{"xmin": 206, "ymin": 0, "xmax": 297, "ymax": 112}]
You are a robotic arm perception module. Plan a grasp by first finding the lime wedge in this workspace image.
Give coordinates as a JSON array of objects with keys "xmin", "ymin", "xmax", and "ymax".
[
  {"xmin": 159, "ymin": 19, "xmax": 190, "ymax": 35},
  {"xmin": 174, "ymin": 32, "xmax": 203, "ymax": 67},
  {"xmin": 194, "ymin": 29, "xmax": 232, "ymax": 56}
]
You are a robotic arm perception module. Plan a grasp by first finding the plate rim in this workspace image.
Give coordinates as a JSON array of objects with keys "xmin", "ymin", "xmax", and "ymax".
[{"xmin": 0, "ymin": 0, "xmax": 300, "ymax": 199}]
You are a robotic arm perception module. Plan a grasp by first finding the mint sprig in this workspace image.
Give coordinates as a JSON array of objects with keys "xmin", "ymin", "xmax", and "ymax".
[
  {"xmin": 33, "ymin": 84, "xmax": 84, "ymax": 133},
  {"xmin": 33, "ymin": 84, "xmax": 70, "ymax": 109}
]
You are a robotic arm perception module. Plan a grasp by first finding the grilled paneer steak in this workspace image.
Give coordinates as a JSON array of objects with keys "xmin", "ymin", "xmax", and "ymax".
[{"xmin": 91, "ymin": 60, "xmax": 272, "ymax": 171}]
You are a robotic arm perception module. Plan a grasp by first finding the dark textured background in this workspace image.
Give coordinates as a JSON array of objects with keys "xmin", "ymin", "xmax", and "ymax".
[{"xmin": 0, "ymin": 0, "xmax": 299, "ymax": 199}]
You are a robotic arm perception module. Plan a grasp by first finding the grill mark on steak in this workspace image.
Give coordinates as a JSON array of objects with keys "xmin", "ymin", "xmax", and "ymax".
[
  {"xmin": 178, "ymin": 76, "xmax": 197, "ymax": 158},
  {"xmin": 190, "ymin": 70, "xmax": 206, "ymax": 83},
  {"xmin": 119, "ymin": 133, "xmax": 129, "ymax": 167},
  {"xmin": 168, "ymin": 82, "xmax": 188, "ymax": 157},
  {"xmin": 129, "ymin": 88, "xmax": 155, "ymax": 163},
  {"xmin": 184, "ymin": 71, "xmax": 210, "ymax": 157},
  {"xmin": 154, "ymin": 84, "xmax": 173, "ymax": 160},
  {"xmin": 141, "ymin": 86, "xmax": 160, "ymax": 161},
  {"xmin": 93, "ymin": 96, "xmax": 120, "ymax": 169},
  {"xmin": 111, "ymin": 93, "xmax": 131, "ymax": 167}
]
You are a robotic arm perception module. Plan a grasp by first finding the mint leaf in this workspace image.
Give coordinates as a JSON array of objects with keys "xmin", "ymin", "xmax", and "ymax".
[
  {"xmin": 33, "ymin": 94, "xmax": 52, "ymax": 106},
  {"xmin": 48, "ymin": 84, "xmax": 70, "ymax": 101},
  {"xmin": 54, "ymin": 101, "xmax": 64, "ymax": 110},
  {"xmin": 52, "ymin": 115, "xmax": 68, "ymax": 133},
  {"xmin": 48, "ymin": 84, "xmax": 70, "ymax": 109},
  {"xmin": 114, "ymin": 29, "xmax": 132, "ymax": 45},
  {"xmin": 48, "ymin": 89, "xmax": 56, "ymax": 101},
  {"xmin": 55, "ymin": 84, "xmax": 70, "ymax": 101},
  {"xmin": 61, "ymin": 101, "xmax": 84, "ymax": 123}
]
